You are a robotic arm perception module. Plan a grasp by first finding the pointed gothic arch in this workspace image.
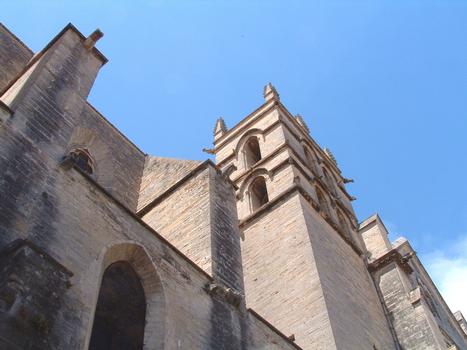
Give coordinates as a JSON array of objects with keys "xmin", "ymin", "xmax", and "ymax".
[
  {"xmin": 86, "ymin": 243, "xmax": 166, "ymax": 350},
  {"xmin": 89, "ymin": 261, "xmax": 146, "ymax": 350}
]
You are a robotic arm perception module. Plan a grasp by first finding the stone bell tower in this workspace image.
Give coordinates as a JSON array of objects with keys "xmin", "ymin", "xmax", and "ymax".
[{"xmin": 212, "ymin": 84, "xmax": 397, "ymax": 349}]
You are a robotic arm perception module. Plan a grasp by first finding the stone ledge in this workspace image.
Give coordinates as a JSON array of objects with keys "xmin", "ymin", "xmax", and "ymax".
[
  {"xmin": 368, "ymin": 249, "xmax": 413, "ymax": 274},
  {"xmin": 204, "ymin": 282, "xmax": 243, "ymax": 308}
]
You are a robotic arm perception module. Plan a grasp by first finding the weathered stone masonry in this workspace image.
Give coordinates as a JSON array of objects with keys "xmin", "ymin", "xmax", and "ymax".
[{"xmin": 0, "ymin": 22, "xmax": 466, "ymax": 350}]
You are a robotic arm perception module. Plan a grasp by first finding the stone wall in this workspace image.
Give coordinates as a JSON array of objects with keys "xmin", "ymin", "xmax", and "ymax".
[
  {"xmin": 371, "ymin": 238, "xmax": 467, "ymax": 349},
  {"xmin": 0, "ymin": 23, "xmax": 301, "ymax": 349},
  {"xmin": 138, "ymin": 156, "xmax": 201, "ymax": 211},
  {"xmin": 0, "ymin": 158, "xmax": 299, "ymax": 349},
  {"xmin": 0, "ymin": 23, "xmax": 33, "ymax": 92},
  {"xmin": 359, "ymin": 215, "xmax": 393, "ymax": 260},
  {"xmin": 301, "ymin": 200, "xmax": 396, "ymax": 350},
  {"xmin": 141, "ymin": 162, "xmax": 245, "ymax": 292},
  {"xmin": 241, "ymin": 193, "xmax": 335, "ymax": 349}
]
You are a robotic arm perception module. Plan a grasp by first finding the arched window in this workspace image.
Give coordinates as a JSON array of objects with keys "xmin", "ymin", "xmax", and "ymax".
[
  {"xmin": 250, "ymin": 176, "xmax": 269, "ymax": 211},
  {"xmin": 69, "ymin": 149, "xmax": 93, "ymax": 174},
  {"xmin": 89, "ymin": 261, "xmax": 146, "ymax": 350},
  {"xmin": 315, "ymin": 186, "xmax": 331, "ymax": 219},
  {"xmin": 244, "ymin": 137, "xmax": 262, "ymax": 168}
]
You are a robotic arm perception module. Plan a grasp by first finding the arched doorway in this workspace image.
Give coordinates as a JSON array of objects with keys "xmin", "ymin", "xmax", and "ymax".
[{"xmin": 89, "ymin": 261, "xmax": 146, "ymax": 350}]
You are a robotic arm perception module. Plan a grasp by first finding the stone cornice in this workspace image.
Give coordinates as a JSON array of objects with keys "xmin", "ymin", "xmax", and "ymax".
[
  {"xmin": 213, "ymin": 101, "xmax": 352, "ymax": 196},
  {"xmin": 276, "ymin": 102, "xmax": 344, "ymax": 177},
  {"xmin": 216, "ymin": 119, "xmax": 282, "ymax": 168},
  {"xmin": 231, "ymin": 140, "xmax": 357, "ymax": 221},
  {"xmin": 232, "ymin": 142, "xmax": 289, "ymax": 183},
  {"xmin": 0, "ymin": 239, "xmax": 74, "ymax": 277},
  {"xmin": 239, "ymin": 183, "xmax": 363, "ymax": 256},
  {"xmin": 216, "ymin": 107, "xmax": 348, "ymax": 194},
  {"xmin": 213, "ymin": 100, "xmax": 278, "ymax": 149},
  {"xmin": 368, "ymin": 249, "xmax": 413, "ymax": 274}
]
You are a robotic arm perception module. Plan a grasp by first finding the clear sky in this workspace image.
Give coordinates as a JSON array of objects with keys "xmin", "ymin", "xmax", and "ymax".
[{"xmin": 2, "ymin": 0, "xmax": 466, "ymax": 314}]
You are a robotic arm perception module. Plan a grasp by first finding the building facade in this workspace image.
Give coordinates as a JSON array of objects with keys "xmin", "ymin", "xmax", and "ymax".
[{"xmin": 0, "ymin": 23, "xmax": 465, "ymax": 349}]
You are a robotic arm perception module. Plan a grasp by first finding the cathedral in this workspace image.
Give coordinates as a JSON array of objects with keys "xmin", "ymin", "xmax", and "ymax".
[{"xmin": 0, "ymin": 23, "xmax": 466, "ymax": 350}]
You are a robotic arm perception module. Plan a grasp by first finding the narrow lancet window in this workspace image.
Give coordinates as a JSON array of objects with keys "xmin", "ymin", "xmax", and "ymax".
[{"xmin": 250, "ymin": 176, "xmax": 269, "ymax": 211}]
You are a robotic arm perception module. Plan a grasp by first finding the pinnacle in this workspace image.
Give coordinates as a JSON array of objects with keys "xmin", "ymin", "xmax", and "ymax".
[
  {"xmin": 263, "ymin": 82, "xmax": 280, "ymax": 102},
  {"xmin": 295, "ymin": 114, "xmax": 310, "ymax": 134},
  {"xmin": 214, "ymin": 117, "xmax": 228, "ymax": 139}
]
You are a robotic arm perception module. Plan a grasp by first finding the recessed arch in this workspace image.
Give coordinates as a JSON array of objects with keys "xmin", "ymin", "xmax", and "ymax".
[
  {"xmin": 322, "ymin": 168, "xmax": 337, "ymax": 195},
  {"xmin": 89, "ymin": 261, "xmax": 146, "ymax": 350},
  {"xmin": 315, "ymin": 186, "xmax": 332, "ymax": 219},
  {"xmin": 336, "ymin": 208, "xmax": 352, "ymax": 241},
  {"xmin": 238, "ymin": 167, "xmax": 271, "ymax": 200},
  {"xmin": 303, "ymin": 144, "xmax": 320, "ymax": 175},
  {"xmin": 249, "ymin": 176, "xmax": 269, "ymax": 211},
  {"xmin": 244, "ymin": 136, "xmax": 262, "ymax": 168},
  {"xmin": 86, "ymin": 242, "xmax": 166, "ymax": 350},
  {"xmin": 234, "ymin": 129, "xmax": 266, "ymax": 169},
  {"xmin": 234, "ymin": 128, "xmax": 265, "ymax": 156}
]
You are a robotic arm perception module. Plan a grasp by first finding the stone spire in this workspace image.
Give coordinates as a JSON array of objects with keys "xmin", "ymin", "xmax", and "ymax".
[
  {"xmin": 263, "ymin": 82, "xmax": 280, "ymax": 102},
  {"xmin": 214, "ymin": 117, "xmax": 228, "ymax": 141},
  {"xmin": 295, "ymin": 114, "xmax": 310, "ymax": 134}
]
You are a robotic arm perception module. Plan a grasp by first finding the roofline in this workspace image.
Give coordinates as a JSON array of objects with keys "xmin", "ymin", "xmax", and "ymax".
[
  {"xmin": 380, "ymin": 239, "xmax": 467, "ymax": 340},
  {"xmin": 358, "ymin": 213, "xmax": 391, "ymax": 237},
  {"xmin": 137, "ymin": 159, "xmax": 237, "ymax": 217},
  {"xmin": 0, "ymin": 23, "xmax": 107, "ymax": 98},
  {"xmin": 69, "ymin": 163, "xmax": 215, "ymax": 282},
  {"xmin": 0, "ymin": 22, "xmax": 34, "ymax": 55},
  {"xmin": 86, "ymin": 102, "xmax": 146, "ymax": 156}
]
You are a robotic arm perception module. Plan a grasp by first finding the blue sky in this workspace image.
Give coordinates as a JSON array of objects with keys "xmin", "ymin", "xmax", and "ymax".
[{"xmin": 3, "ymin": 0, "xmax": 466, "ymax": 313}]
